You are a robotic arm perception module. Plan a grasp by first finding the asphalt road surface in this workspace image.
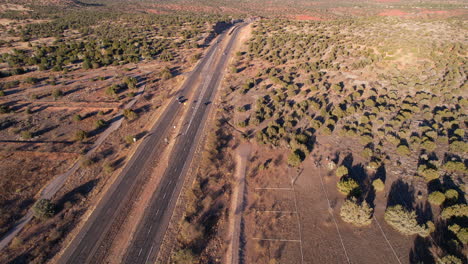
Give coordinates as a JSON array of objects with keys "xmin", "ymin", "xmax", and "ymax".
[
  {"xmin": 122, "ymin": 23, "xmax": 246, "ymax": 264},
  {"xmin": 59, "ymin": 22, "xmax": 246, "ymax": 264}
]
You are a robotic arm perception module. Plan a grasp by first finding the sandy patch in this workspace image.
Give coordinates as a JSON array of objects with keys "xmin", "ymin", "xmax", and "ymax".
[
  {"xmin": 295, "ymin": 15, "xmax": 323, "ymax": 21},
  {"xmin": 378, "ymin": 10, "xmax": 409, "ymax": 17}
]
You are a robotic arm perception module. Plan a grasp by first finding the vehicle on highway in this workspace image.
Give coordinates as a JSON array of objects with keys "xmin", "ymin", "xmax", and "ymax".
[{"xmin": 177, "ymin": 96, "xmax": 185, "ymax": 103}]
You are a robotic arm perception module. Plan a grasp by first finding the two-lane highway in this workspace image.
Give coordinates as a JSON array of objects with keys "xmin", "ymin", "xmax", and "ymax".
[{"xmin": 58, "ymin": 22, "xmax": 246, "ymax": 264}]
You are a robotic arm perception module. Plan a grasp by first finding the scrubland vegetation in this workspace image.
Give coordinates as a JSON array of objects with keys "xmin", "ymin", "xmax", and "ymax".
[
  {"xmin": 212, "ymin": 15, "xmax": 467, "ymax": 264},
  {"xmin": 0, "ymin": 0, "xmax": 466, "ymax": 263},
  {"xmin": 0, "ymin": 1, "xmax": 233, "ymax": 263}
]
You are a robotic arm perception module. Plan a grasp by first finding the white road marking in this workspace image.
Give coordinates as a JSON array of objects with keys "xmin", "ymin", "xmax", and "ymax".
[
  {"xmin": 163, "ymin": 192, "xmax": 167, "ymax": 199},
  {"xmin": 156, "ymin": 209, "xmax": 160, "ymax": 215},
  {"xmin": 185, "ymin": 45, "xmax": 218, "ymax": 135},
  {"xmin": 138, "ymin": 248, "xmax": 142, "ymax": 256},
  {"xmin": 145, "ymin": 245, "xmax": 154, "ymax": 263},
  {"xmin": 147, "ymin": 225, "xmax": 152, "ymax": 234}
]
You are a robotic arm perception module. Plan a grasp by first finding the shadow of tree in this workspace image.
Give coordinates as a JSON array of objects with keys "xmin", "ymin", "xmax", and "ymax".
[
  {"xmin": 387, "ymin": 179, "xmax": 415, "ymax": 210},
  {"xmin": 375, "ymin": 164, "xmax": 386, "ymax": 183},
  {"xmin": 415, "ymin": 201, "xmax": 433, "ymax": 224},
  {"xmin": 55, "ymin": 179, "xmax": 99, "ymax": 212},
  {"xmin": 409, "ymin": 236, "xmax": 434, "ymax": 264}
]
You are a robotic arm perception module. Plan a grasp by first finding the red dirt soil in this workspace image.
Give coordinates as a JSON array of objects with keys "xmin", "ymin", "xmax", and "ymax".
[
  {"xmin": 378, "ymin": 10, "xmax": 409, "ymax": 17},
  {"xmin": 374, "ymin": 0, "xmax": 400, "ymax": 3},
  {"xmin": 419, "ymin": 10, "xmax": 449, "ymax": 14},
  {"xmin": 145, "ymin": 9, "xmax": 168, "ymax": 15},
  {"xmin": 295, "ymin": 15, "xmax": 323, "ymax": 21}
]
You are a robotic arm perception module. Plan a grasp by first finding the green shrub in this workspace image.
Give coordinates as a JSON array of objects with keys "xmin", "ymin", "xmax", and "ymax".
[
  {"xmin": 123, "ymin": 109, "xmax": 137, "ymax": 120},
  {"xmin": 287, "ymin": 150, "xmax": 303, "ymax": 167},
  {"xmin": 337, "ymin": 178, "xmax": 360, "ymax": 196},
  {"xmin": 448, "ymin": 224, "xmax": 468, "ymax": 244},
  {"xmin": 372, "ymin": 179, "xmax": 385, "ymax": 192},
  {"xmin": 73, "ymin": 114, "xmax": 82, "ymax": 122},
  {"xmin": 20, "ymin": 131, "xmax": 32, "ymax": 139},
  {"xmin": 417, "ymin": 165, "xmax": 439, "ymax": 181},
  {"xmin": 428, "ymin": 191, "xmax": 445, "ymax": 205},
  {"xmin": 340, "ymin": 198, "xmax": 373, "ymax": 226},
  {"xmin": 443, "ymin": 161, "xmax": 467, "ymax": 173},
  {"xmin": 171, "ymin": 249, "xmax": 197, "ymax": 264},
  {"xmin": 396, "ymin": 145, "xmax": 411, "ymax": 156},
  {"xmin": 33, "ymin": 199, "xmax": 55, "ymax": 220},
  {"xmin": 361, "ymin": 148, "xmax": 373, "ymax": 159},
  {"xmin": 335, "ymin": 165, "xmax": 348, "ymax": 178},
  {"xmin": 106, "ymin": 85, "xmax": 118, "ymax": 97},
  {"xmin": 437, "ymin": 255, "xmax": 463, "ymax": 264},
  {"xmin": 123, "ymin": 76, "xmax": 137, "ymax": 89},
  {"xmin": 125, "ymin": 135, "xmax": 135, "ymax": 144},
  {"xmin": 160, "ymin": 67, "xmax": 173, "ymax": 80},
  {"xmin": 384, "ymin": 205, "xmax": 431, "ymax": 237},
  {"xmin": 420, "ymin": 140, "xmax": 436, "ymax": 151},
  {"xmin": 95, "ymin": 119, "xmax": 106, "ymax": 129},
  {"xmin": 444, "ymin": 189, "xmax": 459, "ymax": 202},
  {"xmin": 52, "ymin": 88, "xmax": 62, "ymax": 100},
  {"xmin": 103, "ymin": 163, "xmax": 114, "ymax": 174},
  {"xmin": 74, "ymin": 130, "xmax": 87, "ymax": 141},
  {"xmin": 449, "ymin": 141, "xmax": 467, "ymax": 153},
  {"xmin": 441, "ymin": 204, "xmax": 468, "ymax": 220}
]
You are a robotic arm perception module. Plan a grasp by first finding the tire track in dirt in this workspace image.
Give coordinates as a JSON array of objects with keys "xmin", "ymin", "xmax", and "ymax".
[{"xmin": 225, "ymin": 143, "xmax": 251, "ymax": 264}]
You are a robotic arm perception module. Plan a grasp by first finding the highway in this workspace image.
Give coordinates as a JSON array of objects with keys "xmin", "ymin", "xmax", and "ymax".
[
  {"xmin": 122, "ymin": 22, "xmax": 246, "ymax": 264},
  {"xmin": 58, "ymin": 22, "xmax": 245, "ymax": 264}
]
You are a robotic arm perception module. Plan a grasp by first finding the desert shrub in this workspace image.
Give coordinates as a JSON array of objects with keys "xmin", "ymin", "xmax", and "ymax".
[
  {"xmin": 448, "ymin": 224, "xmax": 468, "ymax": 244},
  {"xmin": 33, "ymin": 199, "xmax": 55, "ymax": 220},
  {"xmin": 10, "ymin": 237, "xmax": 23, "ymax": 249},
  {"xmin": 123, "ymin": 76, "xmax": 137, "ymax": 89},
  {"xmin": 384, "ymin": 205, "xmax": 431, "ymax": 237},
  {"xmin": 95, "ymin": 119, "xmax": 107, "ymax": 129},
  {"xmin": 237, "ymin": 105, "xmax": 247, "ymax": 112},
  {"xmin": 445, "ymin": 189, "xmax": 459, "ymax": 202},
  {"xmin": 123, "ymin": 109, "xmax": 137, "ymax": 120},
  {"xmin": 337, "ymin": 178, "xmax": 360, "ymax": 196},
  {"xmin": 443, "ymin": 161, "xmax": 467, "ymax": 173},
  {"xmin": 24, "ymin": 77, "xmax": 39, "ymax": 84},
  {"xmin": 396, "ymin": 145, "xmax": 411, "ymax": 156},
  {"xmin": 52, "ymin": 88, "xmax": 63, "ymax": 99},
  {"xmin": 125, "ymin": 135, "xmax": 135, "ymax": 144},
  {"xmin": 160, "ymin": 67, "xmax": 173, "ymax": 80},
  {"xmin": 417, "ymin": 165, "xmax": 440, "ymax": 181},
  {"xmin": 287, "ymin": 150, "xmax": 303, "ymax": 167},
  {"xmin": 103, "ymin": 163, "xmax": 114, "ymax": 174},
  {"xmin": 449, "ymin": 141, "xmax": 467, "ymax": 153},
  {"xmin": 453, "ymin": 129, "xmax": 465, "ymax": 138},
  {"xmin": 74, "ymin": 130, "xmax": 88, "ymax": 141},
  {"xmin": 372, "ymin": 179, "xmax": 385, "ymax": 192},
  {"xmin": 73, "ymin": 114, "xmax": 82, "ymax": 122},
  {"xmin": 437, "ymin": 255, "xmax": 463, "ymax": 264},
  {"xmin": 428, "ymin": 191, "xmax": 446, "ymax": 205},
  {"xmin": 106, "ymin": 85, "xmax": 117, "ymax": 97},
  {"xmin": 340, "ymin": 198, "xmax": 373, "ymax": 226},
  {"xmin": 361, "ymin": 147, "xmax": 373, "ymax": 159},
  {"xmin": 237, "ymin": 120, "xmax": 248, "ymax": 128},
  {"xmin": 335, "ymin": 165, "xmax": 348, "ymax": 178},
  {"xmin": 171, "ymin": 249, "xmax": 197, "ymax": 264},
  {"xmin": 421, "ymin": 139, "xmax": 436, "ymax": 151},
  {"xmin": 81, "ymin": 156, "xmax": 94, "ymax": 167},
  {"xmin": 441, "ymin": 204, "xmax": 468, "ymax": 220},
  {"xmin": 0, "ymin": 105, "xmax": 9, "ymax": 114},
  {"xmin": 20, "ymin": 131, "xmax": 32, "ymax": 139}
]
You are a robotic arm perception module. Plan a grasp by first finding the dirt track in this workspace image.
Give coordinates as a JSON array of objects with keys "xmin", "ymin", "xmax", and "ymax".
[{"xmin": 226, "ymin": 143, "xmax": 251, "ymax": 264}]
